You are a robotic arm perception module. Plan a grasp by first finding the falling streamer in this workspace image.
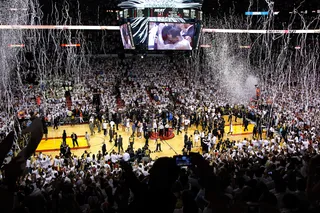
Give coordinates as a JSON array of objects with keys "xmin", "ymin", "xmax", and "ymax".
[
  {"xmin": 0, "ymin": 0, "xmax": 92, "ymax": 136},
  {"xmin": 200, "ymin": 0, "xmax": 320, "ymax": 110}
]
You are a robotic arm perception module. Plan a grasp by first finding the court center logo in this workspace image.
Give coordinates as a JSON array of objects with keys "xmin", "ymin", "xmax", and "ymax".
[{"xmin": 118, "ymin": 0, "xmax": 202, "ymax": 9}]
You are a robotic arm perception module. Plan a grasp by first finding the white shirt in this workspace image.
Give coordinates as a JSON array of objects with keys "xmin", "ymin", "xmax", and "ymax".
[
  {"xmin": 54, "ymin": 158, "xmax": 60, "ymax": 167},
  {"xmin": 111, "ymin": 154, "xmax": 118, "ymax": 163},
  {"xmin": 302, "ymin": 141, "xmax": 309, "ymax": 149},
  {"xmin": 85, "ymin": 134, "xmax": 90, "ymax": 141},
  {"xmin": 194, "ymin": 134, "xmax": 199, "ymax": 141},
  {"xmin": 104, "ymin": 163, "xmax": 111, "ymax": 170},
  {"xmin": 41, "ymin": 159, "xmax": 48, "ymax": 169},
  {"xmin": 74, "ymin": 157, "xmax": 78, "ymax": 166},
  {"xmin": 153, "ymin": 122, "xmax": 157, "ymax": 128},
  {"xmin": 212, "ymin": 136, "xmax": 217, "ymax": 145},
  {"xmin": 26, "ymin": 159, "xmax": 31, "ymax": 168},
  {"xmin": 86, "ymin": 157, "xmax": 92, "ymax": 163},
  {"xmin": 104, "ymin": 155, "xmax": 111, "ymax": 162},
  {"xmin": 110, "ymin": 121, "xmax": 115, "ymax": 127},
  {"xmin": 242, "ymin": 140, "xmax": 247, "ymax": 145},
  {"xmin": 123, "ymin": 152, "xmax": 130, "ymax": 162},
  {"xmin": 238, "ymin": 143, "xmax": 243, "ymax": 149}
]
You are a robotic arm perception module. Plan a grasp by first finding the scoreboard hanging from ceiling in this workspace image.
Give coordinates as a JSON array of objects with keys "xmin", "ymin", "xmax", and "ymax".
[
  {"xmin": 119, "ymin": 8, "xmax": 202, "ymax": 20},
  {"xmin": 118, "ymin": 1, "xmax": 203, "ymax": 48}
]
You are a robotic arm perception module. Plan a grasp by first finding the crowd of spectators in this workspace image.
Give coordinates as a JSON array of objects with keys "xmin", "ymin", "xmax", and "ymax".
[{"xmin": 0, "ymin": 56, "xmax": 320, "ymax": 213}]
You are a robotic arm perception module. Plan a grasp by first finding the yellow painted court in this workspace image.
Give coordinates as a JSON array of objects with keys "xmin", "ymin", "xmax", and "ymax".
[
  {"xmin": 37, "ymin": 137, "xmax": 90, "ymax": 152},
  {"xmin": 36, "ymin": 116, "xmax": 259, "ymax": 158}
]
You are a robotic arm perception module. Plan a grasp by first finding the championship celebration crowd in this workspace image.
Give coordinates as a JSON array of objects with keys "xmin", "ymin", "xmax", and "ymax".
[{"xmin": 0, "ymin": 56, "xmax": 320, "ymax": 213}]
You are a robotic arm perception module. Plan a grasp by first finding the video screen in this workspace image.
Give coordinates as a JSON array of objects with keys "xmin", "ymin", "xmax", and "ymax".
[
  {"xmin": 120, "ymin": 23, "xmax": 135, "ymax": 50},
  {"xmin": 148, "ymin": 22, "xmax": 195, "ymax": 50}
]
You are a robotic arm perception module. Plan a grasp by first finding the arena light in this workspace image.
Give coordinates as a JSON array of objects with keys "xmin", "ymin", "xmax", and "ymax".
[
  {"xmin": 0, "ymin": 25, "xmax": 120, "ymax": 30},
  {"xmin": 9, "ymin": 8, "xmax": 28, "ymax": 11},
  {"xmin": 61, "ymin": 44, "xmax": 81, "ymax": 47},
  {"xmin": 8, "ymin": 44, "xmax": 25, "ymax": 47},
  {"xmin": 245, "ymin": 11, "xmax": 269, "ymax": 15},
  {"xmin": 200, "ymin": 44, "xmax": 211, "ymax": 48}
]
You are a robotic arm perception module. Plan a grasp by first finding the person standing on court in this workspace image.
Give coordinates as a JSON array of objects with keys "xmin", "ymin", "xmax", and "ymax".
[
  {"xmin": 53, "ymin": 116, "xmax": 59, "ymax": 130},
  {"xmin": 129, "ymin": 135, "xmax": 134, "ymax": 149},
  {"xmin": 102, "ymin": 142, "xmax": 106, "ymax": 156},
  {"xmin": 132, "ymin": 122, "xmax": 136, "ymax": 136},
  {"xmin": 145, "ymin": 131, "xmax": 150, "ymax": 147},
  {"xmin": 109, "ymin": 127, "xmax": 113, "ymax": 143},
  {"xmin": 186, "ymin": 137, "xmax": 193, "ymax": 152},
  {"xmin": 96, "ymin": 118, "xmax": 101, "ymax": 133},
  {"xmin": 177, "ymin": 118, "xmax": 182, "ymax": 135},
  {"xmin": 42, "ymin": 117, "xmax": 48, "ymax": 141},
  {"xmin": 89, "ymin": 121, "xmax": 95, "ymax": 136},
  {"xmin": 79, "ymin": 111, "xmax": 84, "ymax": 123},
  {"xmin": 71, "ymin": 132, "xmax": 78, "ymax": 147},
  {"xmin": 184, "ymin": 132, "xmax": 188, "ymax": 147},
  {"xmin": 159, "ymin": 122, "xmax": 164, "ymax": 137},
  {"xmin": 243, "ymin": 116, "xmax": 249, "ymax": 132},
  {"xmin": 164, "ymin": 123, "xmax": 169, "ymax": 137},
  {"xmin": 102, "ymin": 120, "xmax": 107, "ymax": 136},
  {"xmin": 62, "ymin": 130, "xmax": 67, "ymax": 145},
  {"xmin": 85, "ymin": 132, "xmax": 90, "ymax": 146},
  {"xmin": 118, "ymin": 135, "xmax": 124, "ymax": 153},
  {"xmin": 155, "ymin": 138, "xmax": 162, "ymax": 152}
]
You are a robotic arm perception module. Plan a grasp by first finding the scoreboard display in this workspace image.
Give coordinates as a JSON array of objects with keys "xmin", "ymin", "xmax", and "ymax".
[
  {"xmin": 118, "ymin": 1, "xmax": 203, "ymax": 49},
  {"xmin": 120, "ymin": 8, "xmax": 202, "ymax": 20}
]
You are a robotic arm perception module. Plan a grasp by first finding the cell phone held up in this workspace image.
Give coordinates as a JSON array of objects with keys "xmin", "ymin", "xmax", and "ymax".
[{"xmin": 174, "ymin": 155, "xmax": 192, "ymax": 167}]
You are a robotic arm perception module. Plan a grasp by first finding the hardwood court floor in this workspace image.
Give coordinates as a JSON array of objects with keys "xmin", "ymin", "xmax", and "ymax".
[{"xmin": 36, "ymin": 116, "xmax": 256, "ymax": 158}]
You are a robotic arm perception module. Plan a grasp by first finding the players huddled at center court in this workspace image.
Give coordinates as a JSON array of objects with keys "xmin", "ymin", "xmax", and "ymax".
[{"xmin": 0, "ymin": 57, "xmax": 320, "ymax": 213}]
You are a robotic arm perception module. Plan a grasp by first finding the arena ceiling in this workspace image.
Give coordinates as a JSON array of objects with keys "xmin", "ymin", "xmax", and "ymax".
[{"xmin": 34, "ymin": 0, "xmax": 320, "ymax": 25}]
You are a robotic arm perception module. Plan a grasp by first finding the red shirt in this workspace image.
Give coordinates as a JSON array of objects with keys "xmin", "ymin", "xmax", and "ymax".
[{"xmin": 36, "ymin": 96, "xmax": 41, "ymax": 106}]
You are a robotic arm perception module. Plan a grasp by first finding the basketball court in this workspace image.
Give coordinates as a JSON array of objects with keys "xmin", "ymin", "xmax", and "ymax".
[{"xmin": 36, "ymin": 116, "xmax": 258, "ymax": 158}]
